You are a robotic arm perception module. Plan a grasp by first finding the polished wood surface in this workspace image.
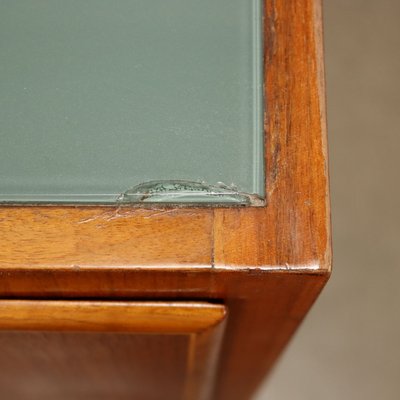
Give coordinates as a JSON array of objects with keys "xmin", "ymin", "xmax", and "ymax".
[
  {"xmin": 0, "ymin": 300, "xmax": 225, "ymax": 333},
  {"xmin": 0, "ymin": 207, "xmax": 213, "ymax": 268},
  {"xmin": 0, "ymin": 301, "xmax": 226, "ymax": 400},
  {"xmin": 0, "ymin": 1, "xmax": 330, "ymax": 399}
]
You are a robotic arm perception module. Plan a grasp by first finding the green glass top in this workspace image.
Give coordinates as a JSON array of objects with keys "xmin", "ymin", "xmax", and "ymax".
[{"xmin": 0, "ymin": 0, "xmax": 264, "ymax": 205}]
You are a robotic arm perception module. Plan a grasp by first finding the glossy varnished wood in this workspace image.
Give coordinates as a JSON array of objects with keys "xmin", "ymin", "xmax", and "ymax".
[
  {"xmin": 0, "ymin": 301, "xmax": 226, "ymax": 400},
  {"xmin": 0, "ymin": 207, "xmax": 213, "ymax": 268},
  {"xmin": 0, "ymin": 1, "xmax": 330, "ymax": 399},
  {"xmin": 214, "ymin": 0, "xmax": 330, "ymax": 270},
  {"xmin": 0, "ymin": 300, "xmax": 225, "ymax": 333}
]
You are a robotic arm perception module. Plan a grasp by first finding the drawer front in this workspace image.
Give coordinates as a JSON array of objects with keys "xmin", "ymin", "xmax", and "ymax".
[{"xmin": 0, "ymin": 300, "xmax": 226, "ymax": 400}]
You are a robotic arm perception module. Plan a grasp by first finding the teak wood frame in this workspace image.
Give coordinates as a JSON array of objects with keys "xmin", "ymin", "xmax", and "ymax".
[{"xmin": 0, "ymin": 1, "xmax": 330, "ymax": 399}]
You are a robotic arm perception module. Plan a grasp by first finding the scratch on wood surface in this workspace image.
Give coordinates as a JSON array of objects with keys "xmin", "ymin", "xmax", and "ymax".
[{"xmin": 77, "ymin": 206, "xmax": 184, "ymax": 224}]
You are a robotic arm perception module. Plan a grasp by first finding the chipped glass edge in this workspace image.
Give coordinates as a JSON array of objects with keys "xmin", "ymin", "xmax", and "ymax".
[
  {"xmin": 0, "ymin": 180, "xmax": 265, "ymax": 207},
  {"xmin": 117, "ymin": 180, "xmax": 264, "ymax": 206}
]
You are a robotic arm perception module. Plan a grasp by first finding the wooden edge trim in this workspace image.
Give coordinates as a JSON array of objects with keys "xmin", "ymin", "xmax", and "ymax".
[{"xmin": 0, "ymin": 300, "xmax": 227, "ymax": 334}]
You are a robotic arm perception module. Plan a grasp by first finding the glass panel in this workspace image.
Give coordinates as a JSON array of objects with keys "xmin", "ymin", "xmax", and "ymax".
[{"xmin": 0, "ymin": 0, "xmax": 264, "ymax": 205}]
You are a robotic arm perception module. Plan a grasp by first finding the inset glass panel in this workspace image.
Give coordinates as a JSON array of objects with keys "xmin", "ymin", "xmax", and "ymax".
[{"xmin": 0, "ymin": 0, "xmax": 264, "ymax": 205}]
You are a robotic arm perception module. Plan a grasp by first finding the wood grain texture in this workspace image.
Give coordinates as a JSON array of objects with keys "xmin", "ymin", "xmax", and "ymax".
[
  {"xmin": 0, "ymin": 301, "xmax": 226, "ymax": 400},
  {"xmin": 214, "ymin": 0, "xmax": 330, "ymax": 271},
  {"xmin": 0, "ymin": 1, "xmax": 330, "ymax": 399},
  {"xmin": 0, "ymin": 300, "xmax": 226, "ymax": 334},
  {"xmin": 0, "ymin": 207, "xmax": 213, "ymax": 268},
  {"xmin": 0, "ymin": 268, "xmax": 328, "ymax": 400}
]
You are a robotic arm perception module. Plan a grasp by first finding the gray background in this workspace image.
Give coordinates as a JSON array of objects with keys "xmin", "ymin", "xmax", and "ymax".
[{"xmin": 255, "ymin": 0, "xmax": 400, "ymax": 399}]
